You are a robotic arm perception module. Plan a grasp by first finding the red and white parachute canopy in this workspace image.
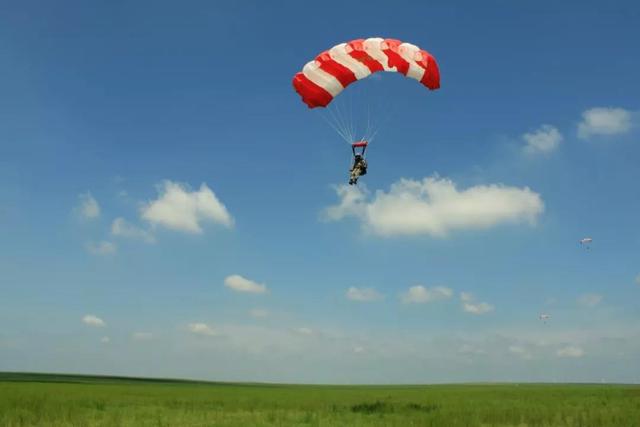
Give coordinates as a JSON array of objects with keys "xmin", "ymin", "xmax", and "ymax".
[{"xmin": 293, "ymin": 37, "xmax": 440, "ymax": 109}]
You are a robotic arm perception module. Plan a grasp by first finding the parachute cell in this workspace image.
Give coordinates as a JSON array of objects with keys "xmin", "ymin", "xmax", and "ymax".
[{"xmin": 293, "ymin": 38, "xmax": 440, "ymax": 108}]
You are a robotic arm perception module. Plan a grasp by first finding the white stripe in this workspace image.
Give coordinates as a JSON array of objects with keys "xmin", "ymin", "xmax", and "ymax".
[
  {"xmin": 328, "ymin": 43, "xmax": 371, "ymax": 80},
  {"xmin": 302, "ymin": 61, "xmax": 344, "ymax": 97},
  {"xmin": 399, "ymin": 43, "xmax": 426, "ymax": 82},
  {"xmin": 363, "ymin": 37, "xmax": 393, "ymax": 71}
]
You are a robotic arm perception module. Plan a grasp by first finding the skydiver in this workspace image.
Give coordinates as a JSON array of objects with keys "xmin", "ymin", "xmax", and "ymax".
[
  {"xmin": 349, "ymin": 141, "xmax": 368, "ymax": 185},
  {"xmin": 349, "ymin": 154, "xmax": 368, "ymax": 185}
]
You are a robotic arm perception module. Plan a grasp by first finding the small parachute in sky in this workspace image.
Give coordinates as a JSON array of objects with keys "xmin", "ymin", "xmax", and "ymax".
[
  {"xmin": 539, "ymin": 314, "xmax": 551, "ymax": 323},
  {"xmin": 579, "ymin": 237, "xmax": 593, "ymax": 249}
]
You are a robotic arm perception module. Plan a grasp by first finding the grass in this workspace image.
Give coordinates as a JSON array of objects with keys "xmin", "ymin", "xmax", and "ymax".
[{"xmin": 1, "ymin": 372, "xmax": 639, "ymax": 426}]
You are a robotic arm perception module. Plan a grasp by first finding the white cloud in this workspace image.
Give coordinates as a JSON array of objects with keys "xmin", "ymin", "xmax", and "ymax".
[
  {"xmin": 323, "ymin": 177, "xmax": 544, "ymax": 237},
  {"xmin": 460, "ymin": 292, "xmax": 494, "ymax": 315},
  {"xmin": 557, "ymin": 345, "xmax": 585, "ymax": 358},
  {"xmin": 224, "ymin": 274, "xmax": 267, "ymax": 294},
  {"xmin": 249, "ymin": 309, "xmax": 269, "ymax": 318},
  {"xmin": 132, "ymin": 332, "xmax": 153, "ymax": 341},
  {"xmin": 346, "ymin": 287, "xmax": 383, "ymax": 302},
  {"xmin": 86, "ymin": 241, "xmax": 117, "ymax": 256},
  {"xmin": 31, "ymin": 316, "xmax": 640, "ymax": 383},
  {"xmin": 458, "ymin": 344, "xmax": 487, "ymax": 355},
  {"xmin": 401, "ymin": 285, "xmax": 453, "ymax": 304},
  {"xmin": 508, "ymin": 345, "xmax": 526, "ymax": 354},
  {"xmin": 82, "ymin": 315, "xmax": 106, "ymax": 327},
  {"xmin": 523, "ymin": 125, "xmax": 563, "ymax": 155},
  {"xmin": 323, "ymin": 184, "xmax": 370, "ymax": 222},
  {"xmin": 578, "ymin": 293, "xmax": 603, "ymax": 308},
  {"xmin": 188, "ymin": 323, "xmax": 216, "ymax": 336},
  {"xmin": 508, "ymin": 345, "xmax": 532, "ymax": 360},
  {"xmin": 111, "ymin": 218, "xmax": 156, "ymax": 243},
  {"xmin": 141, "ymin": 181, "xmax": 233, "ymax": 234},
  {"xmin": 294, "ymin": 327, "xmax": 314, "ymax": 335},
  {"xmin": 100, "ymin": 336, "xmax": 110, "ymax": 344},
  {"xmin": 578, "ymin": 107, "xmax": 632, "ymax": 139},
  {"xmin": 76, "ymin": 192, "xmax": 100, "ymax": 220}
]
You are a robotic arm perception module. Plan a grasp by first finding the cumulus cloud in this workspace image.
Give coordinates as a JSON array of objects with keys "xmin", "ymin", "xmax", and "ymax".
[
  {"xmin": 557, "ymin": 345, "xmax": 585, "ymax": 358},
  {"xmin": 578, "ymin": 293, "xmax": 603, "ymax": 308},
  {"xmin": 460, "ymin": 292, "xmax": 494, "ymax": 315},
  {"xmin": 323, "ymin": 184, "xmax": 370, "ymax": 222},
  {"xmin": 401, "ymin": 285, "xmax": 453, "ymax": 304},
  {"xmin": 322, "ymin": 177, "xmax": 544, "ymax": 237},
  {"xmin": 346, "ymin": 287, "xmax": 383, "ymax": 302},
  {"xmin": 523, "ymin": 125, "xmax": 563, "ymax": 155},
  {"xmin": 224, "ymin": 274, "xmax": 267, "ymax": 294},
  {"xmin": 132, "ymin": 332, "xmax": 153, "ymax": 341},
  {"xmin": 578, "ymin": 107, "xmax": 633, "ymax": 139},
  {"xmin": 86, "ymin": 241, "xmax": 117, "ymax": 256},
  {"xmin": 249, "ymin": 309, "xmax": 269, "ymax": 318},
  {"xmin": 76, "ymin": 192, "xmax": 100, "ymax": 220},
  {"xmin": 188, "ymin": 323, "xmax": 216, "ymax": 336},
  {"xmin": 141, "ymin": 181, "xmax": 233, "ymax": 234},
  {"xmin": 82, "ymin": 315, "xmax": 106, "ymax": 327},
  {"xmin": 111, "ymin": 217, "xmax": 156, "ymax": 243}
]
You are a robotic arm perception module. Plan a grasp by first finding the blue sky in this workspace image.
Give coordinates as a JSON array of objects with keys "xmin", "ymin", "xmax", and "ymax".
[{"xmin": 1, "ymin": 0, "xmax": 639, "ymax": 384}]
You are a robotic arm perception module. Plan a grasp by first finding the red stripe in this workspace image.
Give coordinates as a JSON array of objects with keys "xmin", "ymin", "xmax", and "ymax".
[
  {"xmin": 346, "ymin": 39, "xmax": 384, "ymax": 74},
  {"xmin": 315, "ymin": 51, "xmax": 357, "ymax": 88},
  {"xmin": 382, "ymin": 39, "xmax": 410, "ymax": 75},
  {"xmin": 419, "ymin": 50, "xmax": 441, "ymax": 90},
  {"xmin": 412, "ymin": 49, "xmax": 440, "ymax": 89},
  {"xmin": 292, "ymin": 38, "xmax": 440, "ymax": 107},
  {"xmin": 292, "ymin": 73, "xmax": 333, "ymax": 109}
]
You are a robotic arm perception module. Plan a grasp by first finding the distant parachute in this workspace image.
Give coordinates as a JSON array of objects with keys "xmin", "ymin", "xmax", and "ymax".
[
  {"xmin": 292, "ymin": 37, "xmax": 440, "ymax": 108},
  {"xmin": 579, "ymin": 237, "xmax": 593, "ymax": 249},
  {"xmin": 539, "ymin": 314, "xmax": 551, "ymax": 323}
]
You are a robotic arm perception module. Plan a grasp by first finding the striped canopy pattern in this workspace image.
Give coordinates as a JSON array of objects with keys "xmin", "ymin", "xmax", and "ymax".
[{"xmin": 293, "ymin": 37, "xmax": 440, "ymax": 108}]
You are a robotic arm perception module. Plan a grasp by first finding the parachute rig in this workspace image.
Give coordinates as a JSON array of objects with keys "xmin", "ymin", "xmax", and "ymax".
[
  {"xmin": 349, "ymin": 141, "xmax": 368, "ymax": 185},
  {"xmin": 579, "ymin": 237, "xmax": 593, "ymax": 250},
  {"xmin": 292, "ymin": 37, "xmax": 440, "ymax": 185}
]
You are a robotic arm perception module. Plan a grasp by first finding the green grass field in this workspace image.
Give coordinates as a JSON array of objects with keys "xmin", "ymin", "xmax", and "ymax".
[{"xmin": 1, "ymin": 373, "xmax": 639, "ymax": 426}]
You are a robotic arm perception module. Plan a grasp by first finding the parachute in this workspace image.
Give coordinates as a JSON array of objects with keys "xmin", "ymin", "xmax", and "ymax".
[
  {"xmin": 539, "ymin": 314, "xmax": 551, "ymax": 323},
  {"xmin": 292, "ymin": 37, "xmax": 440, "ymax": 184},
  {"xmin": 579, "ymin": 237, "xmax": 593, "ymax": 249},
  {"xmin": 293, "ymin": 37, "xmax": 440, "ymax": 108}
]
